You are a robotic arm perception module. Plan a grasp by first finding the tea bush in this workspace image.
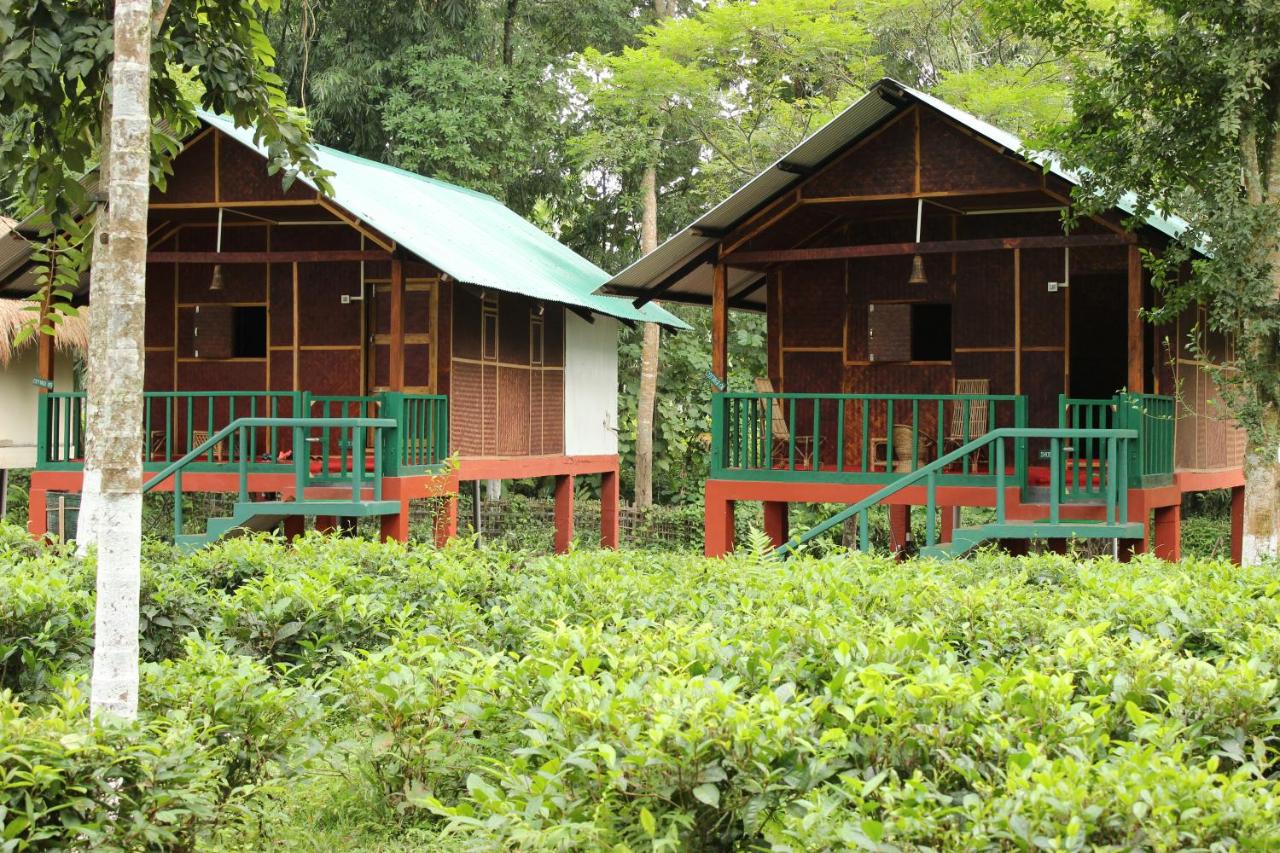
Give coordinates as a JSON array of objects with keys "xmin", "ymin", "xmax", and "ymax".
[{"xmin": 1, "ymin": 520, "xmax": 1279, "ymax": 849}]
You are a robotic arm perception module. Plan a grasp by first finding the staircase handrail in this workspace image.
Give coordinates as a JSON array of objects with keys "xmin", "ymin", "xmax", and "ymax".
[
  {"xmin": 142, "ymin": 416, "xmax": 396, "ymax": 493},
  {"xmin": 776, "ymin": 426, "xmax": 1138, "ymax": 556}
]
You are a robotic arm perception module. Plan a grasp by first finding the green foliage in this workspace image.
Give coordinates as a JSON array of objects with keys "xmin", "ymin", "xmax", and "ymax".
[
  {"xmin": 5, "ymin": 525, "xmax": 1278, "ymax": 848},
  {"xmin": 0, "ymin": 690, "xmax": 228, "ymax": 851},
  {"xmin": 1003, "ymin": 0, "xmax": 1280, "ymax": 447}
]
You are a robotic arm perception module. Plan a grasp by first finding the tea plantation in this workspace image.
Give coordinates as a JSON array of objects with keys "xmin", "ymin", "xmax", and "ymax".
[{"xmin": 2, "ymin": 519, "xmax": 1279, "ymax": 850}]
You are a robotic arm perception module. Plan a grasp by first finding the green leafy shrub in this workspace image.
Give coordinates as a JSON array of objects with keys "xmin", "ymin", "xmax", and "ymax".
[
  {"xmin": 0, "ymin": 690, "xmax": 228, "ymax": 851},
  {"xmin": 0, "ymin": 550, "xmax": 93, "ymax": 701},
  {"xmin": 142, "ymin": 636, "xmax": 325, "ymax": 800}
]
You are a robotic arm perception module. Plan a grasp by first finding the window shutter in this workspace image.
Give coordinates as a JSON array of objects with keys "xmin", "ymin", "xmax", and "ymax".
[
  {"xmin": 867, "ymin": 302, "xmax": 911, "ymax": 363},
  {"xmin": 193, "ymin": 304, "xmax": 233, "ymax": 359}
]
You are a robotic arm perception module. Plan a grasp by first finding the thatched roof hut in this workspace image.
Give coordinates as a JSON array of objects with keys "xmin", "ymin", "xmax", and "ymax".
[{"xmin": 0, "ymin": 298, "xmax": 89, "ymax": 368}]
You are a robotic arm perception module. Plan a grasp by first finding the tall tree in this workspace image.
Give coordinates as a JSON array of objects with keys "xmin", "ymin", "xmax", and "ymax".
[
  {"xmin": 1, "ymin": 0, "xmax": 328, "ymax": 716},
  {"xmin": 1005, "ymin": 0, "xmax": 1280, "ymax": 562},
  {"xmin": 87, "ymin": 0, "xmax": 151, "ymax": 718}
]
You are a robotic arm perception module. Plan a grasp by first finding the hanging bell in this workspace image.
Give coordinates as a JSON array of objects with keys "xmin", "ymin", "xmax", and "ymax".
[
  {"xmin": 907, "ymin": 254, "xmax": 928, "ymax": 285},
  {"xmin": 209, "ymin": 264, "xmax": 224, "ymax": 292}
]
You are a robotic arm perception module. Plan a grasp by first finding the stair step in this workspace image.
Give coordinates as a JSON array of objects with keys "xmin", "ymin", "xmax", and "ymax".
[{"xmin": 918, "ymin": 519, "xmax": 1143, "ymax": 559}]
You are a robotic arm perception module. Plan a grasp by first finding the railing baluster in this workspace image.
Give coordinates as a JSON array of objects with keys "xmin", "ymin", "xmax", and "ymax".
[
  {"xmin": 961, "ymin": 396, "xmax": 970, "ymax": 476},
  {"xmin": 1049, "ymin": 437, "xmax": 1061, "ymax": 523},
  {"xmin": 912, "ymin": 399, "xmax": 920, "ymax": 472},
  {"xmin": 788, "ymin": 399, "xmax": 797, "ymax": 471},
  {"xmin": 1106, "ymin": 436, "xmax": 1117, "ymax": 525},
  {"xmin": 926, "ymin": 470, "xmax": 936, "ymax": 546},
  {"xmin": 352, "ymin": 425, "xmax": 364, "ymax": 500},
  {"xmin": 238, "ymin": 425, "xmax": 249, "ymax": 504},
  {"xmin": 858, "ymin": 509, "xmax": 869, "ymax": 552},
  {"xmin": 886, "ymin": 399, "xmax": 895, "ymax": 474},
  {"xmin": 860, "ymin": 399, "xmax": 869, "ymax": 473},
  {"xmin": 835, "ymin": 400, "xmax": 845, "ymax": 473},
  {"xmin": 811, "ymin": 398, "xmax": 820, "ymax": 472},
  {"xmin": 995, "ymin": 437, "xmax": 1006, "ymax": 523}
]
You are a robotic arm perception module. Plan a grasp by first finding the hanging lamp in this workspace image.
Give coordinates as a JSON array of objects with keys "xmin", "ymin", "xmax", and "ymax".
[
  {"xmin": 209, "ymin": 207, "xmax": 225, "ymax": 292},
  {"xmin": 908, "ymin": 198, "xmax": 928, "ymax": 285}
]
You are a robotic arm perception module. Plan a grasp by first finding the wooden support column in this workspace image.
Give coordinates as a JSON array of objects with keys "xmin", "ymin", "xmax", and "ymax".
[
  {"xmin": 704, "ymin": 481, "xmax": 735, "ymax": 557},
  {"xmin": 27, "ymin": 487, "xmax": 47, "ymax": 538},
  {"xmin": 1127, "ymin": 245, "xmax": 1144, "ymax": 392},
  {"xmin": 283, "ymin": 516, "xmax": 306, "ymax": 540},
  {"xmin": 888, "ymin": 504, "xmax": 910, "ymax": 556},
  {"xmin": 36, "ymin": 329, "xmax": 55, "ymax": 388},
  {"xmin": 711, "ymin": 261, "xmax": 728, "ymax": 384},
  {"xmin": 1153, "ymin": 504, "xmax": 1181, "ymax": 561},
  {"xmin": 600, "ymin": 468, "xmax": 620, "ymax": 549},
  {"xmin": 1230, "ymin": 485, "xmax": 1245, "ymax": 565},
  {"xmin": 389, "ymin": 258, "xmax": 406, "ymax": 391},
  {"xmin": 763, "ymin": 501, "xmax": 789, "ymax": 549},
  {"xmin": 939, "ymin": 505, "xmax": 957, "ymax": 545},
  {"xmin": 314, "ymin": 515, "xmax": 337, "ymax": 534},
  {"xmin": 379, "ymin": 499, "xmax": 411, "ymax": 543},
  {"xmin": 553, "ymin": 474, "xmax": 574, "ymax": 554}
]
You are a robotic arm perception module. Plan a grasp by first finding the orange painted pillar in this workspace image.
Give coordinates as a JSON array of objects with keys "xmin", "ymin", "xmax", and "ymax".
[
  {"xmin": 704, "ymin": 482, "xmax": 735, "ymax": 557},
  {"xmin": 283, "ymin": 516, "xmax": 306, "ymax": 540},
  {"xmin": 28, "ymin": 487, "xmax": 47, "ymax": 538},
  {"xmin": 939, "ymin": 505, "xmax": 957, "ymax": 545},
  {"xmin": 314, "ymin": 515, "xmax": 337, "ymax": 534},
  {"xmin": 888, "ymin": 504, "xmax": 910, "ymax": 555},
  {"xmin": 600, "ymin": 468, "xmax": 620, "ymax": 549},
  {"xmin": 553, "ymin": 474, "xmax": 574, "ymax": 554},
  {"xmin": 434, "ymin": 493, "xmax": 457, "ymax": 547},
  {"xmin": 1153, "ymin": 504, "xmax": 1181, "ymax": 561},
  {"xmin": 763, "ymin": 501, "xmax": 789, "ymax": 549},
  {"xmin": 380, "ymin": 499, "xmax": 410, "ymax": 543},
  {"xmin": 1230, "ymin": 486, "xmax": 1245, "ymax": 565}
]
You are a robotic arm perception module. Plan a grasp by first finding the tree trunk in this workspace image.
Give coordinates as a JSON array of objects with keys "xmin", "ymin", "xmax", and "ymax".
[
  {"xmin": 75, "ymin": 116, "xmax": 112, "ymax": 557},
  {"xmin": 633, "ymin": 163, "xmax": 660, "ymax": 509},
  {"xmin": 1241, "ymin": 394, "xmax": 1280, "ymax": 566},
  {"xmin": 88, "ymin": 0, "xmax": 151, "ymax": 719}
]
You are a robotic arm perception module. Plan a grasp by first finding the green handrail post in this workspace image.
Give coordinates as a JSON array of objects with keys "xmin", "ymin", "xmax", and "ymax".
[
  {"xmin": 811, "ymin": 399, "xmax": 820, "ymax": 472},
  {"xmin": 835, "ymin": 401, "xmax": 845, "ymax": 472},
  {"xmin": 351, "ymin": 425, "xmax": 364, "ymax": 500},
  {"xmin": 995, "ymin": 437, "xmax": 1006, "ymax": 523},
  {"xmin": 886, "ymin": 399, "xmax": 895, "ymax": 472},
  {"xmin": 858, "ymin": 509, "xmax": 869, "ymax": 552},
  {"xmin": 926, "ymin": 470, "xmax": 936, "ymax": 546},
  {"xmin": 1014, "ymin": 396, "xmax": 1029, "ymax": 486},
  {"xmin": 710, "ymin": 393, "xmax": 725, "ymax": 477},
  {"xmin": 380, "ymin": 392, "xmax": 403, "ymax": 476},
  {"xmin": 1106, "ymin": 436, "xmax": 1118, "ymax": 525},
  {"xmin": 174, "ymin": 469, "xmax": 183, "ymax": 539},
  {"xmin": 238, "ymin": 425, "xmax": 249, "ymax": 503},
  {"xmin": 36, "ymin": 392, "xmax": 48, "ymax": 466},
  {"xmin": 1118, "ymin": 437, "xmax": 1129, "ymax": 524},
  {"xmin": 1049, "ymin": 437, "xmax": 1061, "ymax": 523},
  {"xmin": 787, "ymin": 398, "xmax": 797, "ymax": 471},
  {"xmin": 294, "ymin": 425, "xmax": 307, "ymax": 501}
]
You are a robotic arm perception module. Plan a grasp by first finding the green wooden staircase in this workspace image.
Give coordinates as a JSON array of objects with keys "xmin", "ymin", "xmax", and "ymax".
[
  {"xmin": 144, "ymin": 416, "xmax": 402, "ymax": 552},
  {"xmin": 777, "ymin": 427, "xmax": 1144, "ymax": 559}
]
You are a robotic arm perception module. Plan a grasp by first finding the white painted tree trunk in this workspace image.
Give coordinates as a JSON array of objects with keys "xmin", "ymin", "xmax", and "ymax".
[
  {"xmin": 88, "ymin": 0, "xmax": 152, "ymax": 719},
  {"xmin": 75, "ymin": 113, "xmax": 112, "ymax": 558},
  {"xmin": 1241, "ymin": 418, "xmax": 1280, "ymax": 565},
  {"xmin": 633, "ymin": 163, "xmax": 660, "ymax": 509}
]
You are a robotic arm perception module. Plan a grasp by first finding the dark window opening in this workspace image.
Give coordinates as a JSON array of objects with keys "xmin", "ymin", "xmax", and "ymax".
[
  {"xmin": 232, "ymin": 306, "xmax": 267, "ymax": 358},
  {"xmin": 910, "ymin": 304, "xmax": 951, "ymax": 362}
]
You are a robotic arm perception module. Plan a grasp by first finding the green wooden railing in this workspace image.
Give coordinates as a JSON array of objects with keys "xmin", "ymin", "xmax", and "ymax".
[
  {"xmin": 712, "ymin": 391, "xmax": 1027, "ymax": 485},
  {"xmin": 141, "ymin": 416, "xmax": 395, "ymax": 541},
  {"xmin": 1059, "ymin": 392, "xmax": 1175, "ymax": 491},
  {"xmin": 37, "ymin": 390, "xmax": 449, "ymax": 478},
  {"xmin": 777, "ymin": 427, "xmax": 1137, "ymax": 556}
]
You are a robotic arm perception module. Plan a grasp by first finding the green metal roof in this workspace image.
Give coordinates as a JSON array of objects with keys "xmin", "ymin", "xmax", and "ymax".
[{"xmin": 199, "ymin": 112, "xmax": 686, "ymax": 329}]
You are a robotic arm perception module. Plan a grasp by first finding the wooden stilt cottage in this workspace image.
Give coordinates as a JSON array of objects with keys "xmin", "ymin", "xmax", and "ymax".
[
  {"xmin": 606, "ymin": 79, "xmax": 1245, "ymax": 560},
  {"xmin": 17, "ymin": 114, "xmax": 682, "ymax": 549}
]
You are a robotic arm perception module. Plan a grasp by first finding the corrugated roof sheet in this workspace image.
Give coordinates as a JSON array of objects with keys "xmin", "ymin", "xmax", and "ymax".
[
  {"xmin": 201, "ymin": 112, "xmax": 686, "ymax": 329},
  {"xmin": 606, "ymin": 78, "xmax": 1193, "ymax": 308}
]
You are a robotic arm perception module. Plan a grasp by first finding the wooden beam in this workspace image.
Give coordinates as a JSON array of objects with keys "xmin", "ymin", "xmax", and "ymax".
[
  {"xmin": 725, "ymin": 233, "xmax": 1135, "ymax": 265},
  {"xmin": 728, "ymin": 274, "xmax": 768, "ymax": 307},
  {"xmin": 146, "ymin": 249, "xmax": 391, "ymax": 264},
  {"xmin": 389, "ymin": 258, "xmax": 406, "ymax": 391},
  {"xmin": 1128, "ymin": 244, "xmax": 1144, "ymax": 392},
  {"xmin": 632, "ymin": 245, "xmax": 719, "ymax": 308},
  {"xmin": 36, "ymin": 328, "xmax": 54, "ymax": 387},
  {"xmin": 711, "ymin": 262, "xmax": 728, "ymax": 383}
]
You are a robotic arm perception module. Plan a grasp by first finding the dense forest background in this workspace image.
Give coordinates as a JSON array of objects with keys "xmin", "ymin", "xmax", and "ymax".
[
  {"xmin": 4, "ymin": 0, "xmax": 1070, "ymax": 505},
  {"xmin": 257, "ymin": 0, "xmax": 1065, "ymax": 504}
]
